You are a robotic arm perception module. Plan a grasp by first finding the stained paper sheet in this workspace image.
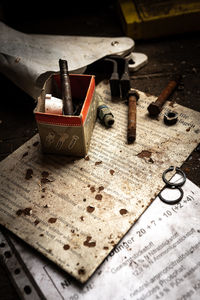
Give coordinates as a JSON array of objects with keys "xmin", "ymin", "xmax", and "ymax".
[
  {"xmin": 2, "ymin": 177, "xmax": 200, "ymax": 300},
  {"xmin": 0, "ymin": 82, "xmax": 200, "ymax": 283}
]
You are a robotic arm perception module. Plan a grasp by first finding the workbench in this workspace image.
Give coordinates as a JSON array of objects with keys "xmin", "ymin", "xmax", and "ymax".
[{"xmin": 0, "ymin": 2, "xmax": 200, "ymax": 299}]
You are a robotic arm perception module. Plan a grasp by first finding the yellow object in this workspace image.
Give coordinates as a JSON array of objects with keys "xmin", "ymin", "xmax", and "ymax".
[{"xmin": 118, "ymin": 0, "xmax": 200, "ymax": 39}]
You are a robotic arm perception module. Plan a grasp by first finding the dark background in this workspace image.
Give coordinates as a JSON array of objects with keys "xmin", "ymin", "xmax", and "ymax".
[{"xmin": 0, "ymin": 1, "xmax": 200, "ymax": 299}]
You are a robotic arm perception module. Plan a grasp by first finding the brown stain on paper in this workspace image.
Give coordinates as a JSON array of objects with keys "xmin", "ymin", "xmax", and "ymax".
[
  {"xmin": 42, "ymin": 171, "xmax": 49, "ymax": 177},
  {"xmin": 98, "ymin": 186, "xmax": 104, "ymax": 192},
  {"xmin": 41, "ymin": 171, "xmax": 51, "ymax": 184},
  {"xmin": 48, "ymin": 217, "xmax": 57, "ymax": 224},
  {"xmin": 16, "ymin": 207, "xmax": 32, "ymax": 216},
  {"xmin": 120, "ymin": 209, "xmax": 128, "ymax": 215},
  {"xmin": 83, "ymin": 236, "xmax": 96, "ymax": 248},
  {"xmin": 25, "ymin": 169, "xmax": 33, "ymax": 180},
  {"xmin": 90, "ymin": 186, "xmax": 96, "ymax": 193},
  {"xmin": 110, "ymin": 169, "xmax": 115, "ymax": 175},
  {"xmin": 95, "ymin": 194, "xmax": 102, "ymax": 201},
  {"xmin": 33, "ymin": 141, "xmax": 39, "ymax": 147},
  {"xmin": 137, "ymin": 150, "xmax": 152, "ymax": 159},
  {"xmin": 95, "ymin": 161, "xmax": 102, "ymax": 166},
  {"xmin": 22, "ymin": 152, "xmax": 28, "ymax": 158},
  {"xmin": 78, "ymin": 267, "xmax": 86, "ymax": 275},
  {"xmin": 87, "ymin": 206, "xmax": 95, "ymax": 213},
  {"xmin": 63, "ymin": 244, "xmax": 70, "ymax": 250},
  {"xmin": 34, "ymin": 220, "xmax": 40, "ymax": 226}
]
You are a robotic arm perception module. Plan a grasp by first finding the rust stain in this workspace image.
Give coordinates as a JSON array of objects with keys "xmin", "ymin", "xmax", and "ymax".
[
  {"xmin": 63, "ymin": 244, "xmax": 70, "ymax": 250},
  {"xmin": 41, "ymin": 171, "xmax": 51, "ymax": 184},
  {"xmin": 83, "ymin": 198, "xmax": 86, "ymax": 202},
  {"xmin": 78, "ymin": 267, "xmax": 86, "ymax": 275},
  {"xmin": 108, "ymin": 233, "xmax": 113, "ymax": 240},
  {"xmin": 98, "ymin": 186, "xmax": 104, "ymax": 192},
  {"xmin": 42, "ymin": 171, "xmax": 49, "ymax": 177},
  {"xmin": 149, "ymin": 157, "xmax": 154, "ymax": 163},
  {"xmin": 90, "ymin": 186, "xmax": 95, "ymax": 193},
  {"xmin": 120, "ymin": 209, "xmax": 128, "ymax": 215},
  {"xmin": 110, "ymin": 169, "xmax": 115, "ymax": 175},
  {"xmin": 87, "ymin": 206, "xmax": 95, "ymax": 213},
  {"xmin": 44, "ymin": 204, "xmax": 49, "ymax": 208},
  {"xmin": 83, "ymin": 236, "xmax": 96, "ymax": 248},
  {"xmin": 103, "ymin": 246, "xmax": 109, "ymax": 250},
  {"xmin": 25, "ymin": 168, "xmax": 33, "ymax": 180},
  {"xmin": 16, "ymin": 207, "xmax": 32, "ymax": 216},
  {"xmin": 33, "ymin": 141, "xmax": 39, "ymax": 147},
  {"xmin": 22, "ymin": 152, "xmax": 28, "ymax": 158},
  {"xmin": 95, "ymin": 194, "xmax": 102, "ymax": 201},
  {"xmin": 41, "ymin": 178, "xmax": 51, "ymax": 184},
  {"xmin": 186, "ymin": 127, "xmax": 191, "ymax": 132},
  {"xmin": 80, "ymin": 216, "xmax": 84, "ymax": 221},
  {"xmin": 34, "ymin": 220, "xmax": 40, "ymax": 226},
  {"xmin": 84, "ymin": 156, "xmax": 90, "ymax": 161},
  {"xmin": 48, "ymin": 217, "xmax": 57, "ymax": 223},
  {"xmin": 16, "ymin": 209, "xmax": 23, "ymax": 216},
  {"xmin": 24, "ymin": 208, "xmax": 32, "ymax": 215},
  {"xmin": 95, "ymin": 161, "xmax": 102, "ymax": 166},
  {"xmin": 137, "ymin": 150, "xmax": 152, "ymax": 158}
]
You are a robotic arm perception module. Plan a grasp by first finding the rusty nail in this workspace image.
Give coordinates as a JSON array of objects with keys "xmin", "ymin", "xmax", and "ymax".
[{"xmin": 127, "ymin": 89, "xmax": 139, "ymax": 144}]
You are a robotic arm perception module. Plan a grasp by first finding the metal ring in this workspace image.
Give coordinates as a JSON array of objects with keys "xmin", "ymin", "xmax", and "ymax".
[
  {"xmin": 159, "ymin": 186, "xmax": 184, "ymax": 205},
  {"xmin": 162, "ymin": 166, "xmax": 186, "ymax": 187}
]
